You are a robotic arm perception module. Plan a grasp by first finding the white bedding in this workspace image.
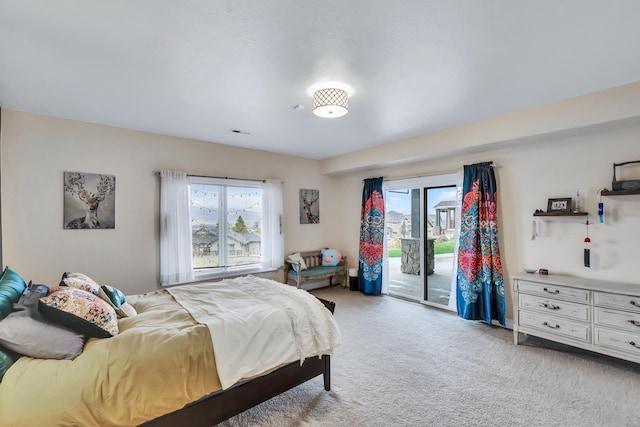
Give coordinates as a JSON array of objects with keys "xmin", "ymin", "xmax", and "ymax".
[{"xmin": 168, "ymin": 275, "xmax": 341, "ymax": 389}]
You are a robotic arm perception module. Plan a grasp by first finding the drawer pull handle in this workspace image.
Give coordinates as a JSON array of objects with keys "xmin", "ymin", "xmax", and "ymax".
[
  {"xmin": 541, "ymin": 303, "xmax": 560, "ymax": 310},
  {"xmin": 630, "ymin": 341, "xmax": 640, "ymax": 349},
  {"xmin": 631, "ymin": 301, "xmax": 638, "ymax": 306},
  {"xmin": 629, "ymin": 320, "xmax": 640, "ymax": 327},
  {"xmin": 543, "ymin": 288, "xmax": 560, "ymax": 294},
  {"xmin": 542, "ymin": 322, "xmax": 560, "ymax": 329}
]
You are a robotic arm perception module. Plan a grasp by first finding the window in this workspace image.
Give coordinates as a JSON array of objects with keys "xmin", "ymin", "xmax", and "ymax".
[
  {"xmin": 159, "ymin": 171, "xmax": 283, "ymax": 286},
  {"xmin": 191, "ymin": 179, "xmax": 262, "ymax": 270},
  {"xmin": 189, "ymin": 177, "xmax": 282, "ymax": 279}
]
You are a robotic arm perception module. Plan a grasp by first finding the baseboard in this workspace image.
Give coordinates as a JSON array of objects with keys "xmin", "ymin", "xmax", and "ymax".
[
  {"xmin": 492, "ymin": 318, "xmax": 514, "ymax": 330},
  {"xmin": 300, "ymin": 281, "xmax": 332, "ymax": 291}
]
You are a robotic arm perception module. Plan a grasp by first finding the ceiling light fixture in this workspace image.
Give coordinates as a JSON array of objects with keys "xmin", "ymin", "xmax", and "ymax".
[{"xmin": 312, "ymin": 87, "xmax": 349, "ymax": 118}]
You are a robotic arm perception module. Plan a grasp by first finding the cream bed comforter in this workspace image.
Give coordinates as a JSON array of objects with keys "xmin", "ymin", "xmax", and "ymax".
[
  {"xmin": 0, "ymin": 276, "xmax": 339, "ymax": 427},
  {"xmin": 168, "ymin": 275, "xmax": 340, "ymax": 389}
]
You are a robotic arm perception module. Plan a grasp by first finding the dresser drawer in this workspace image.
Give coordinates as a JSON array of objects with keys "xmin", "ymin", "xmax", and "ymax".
[
  {"xmin": 519, "ymin": 294, "xmax": 589, "ymax": 321},
  {"xmin": 594, "ymin": 307, "xmax": 640, "ymax": 332},
  {"xmin": 594, "ymin": 328, "xmax": 640, "ymax": 357},
  {"xmin": 518, "ymin": 281, "xmax": 590, "ymax": 303},
  {"xmin": 519, "ymin": 310, "xmax": 590, "ymax": 342},
  {"xmin": 593, "ymin": 292, "xmax": 640, "ymax": 313}
]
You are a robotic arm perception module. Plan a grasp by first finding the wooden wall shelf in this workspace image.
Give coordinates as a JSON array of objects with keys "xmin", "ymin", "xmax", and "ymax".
[
  {"xmin": 601, "ymin": 189, "xmax": 640, "ymax": 196},
  {"xmin": 533, "ymin": 212, "xmax": 588, "ymax": 217}
]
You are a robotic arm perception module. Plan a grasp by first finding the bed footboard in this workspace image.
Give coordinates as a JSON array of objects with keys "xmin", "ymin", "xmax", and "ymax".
[
  {"xmin": 141, "ymin": 295, "xmax": 336, "ymax": 427},
  {"xmin": 141, "ymin": 355, "xmax": 331, "ymax": 427}
]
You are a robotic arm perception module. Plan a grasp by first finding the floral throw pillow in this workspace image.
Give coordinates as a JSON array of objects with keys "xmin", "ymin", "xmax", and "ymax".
[
  {"xmin": 60, "ymin": 272, "xmax": 100, "ymax": 296},
  {"xmin": 39, "ymin": 287, "xmax": 118, "ymax": 338}
]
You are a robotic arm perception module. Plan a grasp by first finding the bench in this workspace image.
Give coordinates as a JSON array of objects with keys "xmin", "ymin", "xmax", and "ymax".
[{"xmin": 285, "ymin": 250, "xmax": 348, "ymax": 289}]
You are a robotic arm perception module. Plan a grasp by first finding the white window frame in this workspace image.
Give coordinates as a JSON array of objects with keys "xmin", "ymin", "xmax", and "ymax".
[{"xmin": 189, "ymin": 176, "xmax": 282, "ymax": 282}]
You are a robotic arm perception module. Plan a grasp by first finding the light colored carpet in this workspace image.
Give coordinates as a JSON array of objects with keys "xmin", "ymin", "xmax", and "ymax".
[{"xmin": 217, "ymin": 286, "xmax": 640, "ymax": 426}]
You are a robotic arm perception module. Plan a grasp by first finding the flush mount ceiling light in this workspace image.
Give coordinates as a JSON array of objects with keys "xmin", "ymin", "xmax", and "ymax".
[{"xmin": 312, "ymin": 87, "xmax": 349, "ymax": 118}]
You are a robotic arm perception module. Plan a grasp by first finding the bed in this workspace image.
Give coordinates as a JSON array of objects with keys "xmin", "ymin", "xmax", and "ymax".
[{"xmin": 0, "ymin": 270, "xmax": 340, "ymax": 427}]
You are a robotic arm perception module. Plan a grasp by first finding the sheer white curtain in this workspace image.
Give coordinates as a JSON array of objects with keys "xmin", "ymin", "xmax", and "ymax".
[
  {"xmin": 159, "ymin": 170, "xmax": 194, "ymax": 286},
  {"xmin": 261, "ymin": 179, "xmax": 284, "ymax": 270}
]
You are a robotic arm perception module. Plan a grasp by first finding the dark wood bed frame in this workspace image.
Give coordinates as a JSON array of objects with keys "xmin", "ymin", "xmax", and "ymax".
[{"xmin": 141, "ymin": 297, "xmax": 336, "ymax": 427}]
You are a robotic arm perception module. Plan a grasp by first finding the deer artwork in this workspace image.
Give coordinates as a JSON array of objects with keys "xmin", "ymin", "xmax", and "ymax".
[
  {"xmin": 64, "ymin": 172, "xmax": 115, "ymax": 229},
  {"xmin": 301, "ymin": 190, "xmax": 319, "ymax": 224}
]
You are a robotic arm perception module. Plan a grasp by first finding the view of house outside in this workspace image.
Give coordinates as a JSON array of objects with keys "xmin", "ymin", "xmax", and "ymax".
[
  {"xmin": 190, "ymin": 184, "xmax": 262, "ymax": 269},
  {"xmin": 385, "ymin": 187, "xmax": 458, "ymax": 257}
]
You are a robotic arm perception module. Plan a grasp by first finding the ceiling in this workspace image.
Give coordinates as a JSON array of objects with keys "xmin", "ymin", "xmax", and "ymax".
[{"xmin": 1, "ymin": 1, "xmax": 640, "ymax": 160}]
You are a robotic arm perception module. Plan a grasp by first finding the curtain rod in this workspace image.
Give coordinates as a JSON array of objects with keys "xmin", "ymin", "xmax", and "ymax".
[
  {"xmin": 365, "ymin": 170, "xmax": 458, "ymax": 182},
  {"xmin": 155, "ymin": 172, "xmax": 266, "ymax": 183},
  {"xmin": 365, "ymin": 163, "xmax": 500, "ymax": 182}
]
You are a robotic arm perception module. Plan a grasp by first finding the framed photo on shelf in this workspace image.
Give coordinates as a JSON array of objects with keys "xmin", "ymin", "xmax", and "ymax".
[{"xmin": 547, "ymin": 197, "xmax": 572, "ymax": 213}]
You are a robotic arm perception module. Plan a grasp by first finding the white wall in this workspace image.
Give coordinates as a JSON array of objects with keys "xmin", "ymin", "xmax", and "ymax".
[
  {"xmin": 1, "ymin": 110, "xmax": 343, "ymax": 294},
  {"xmin": 336, "ymin": 122, "xmax": 640, "ymax": 320},
  {"xmin": 321, "ymin": 81, "xmax": 640, "ymax": 175},
  {"xmin": 3, "ymin": 85, "xmax": 640, "ymax": 320}
]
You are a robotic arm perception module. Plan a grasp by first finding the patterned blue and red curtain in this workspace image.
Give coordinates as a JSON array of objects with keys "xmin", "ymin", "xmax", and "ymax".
[
  {"xmin": 456, "ymin": 162, "xmax": 505, "ymax": 325},
  {"xmin": 358, "ymin": 177, "xmax": 384, "ymax": 295}
]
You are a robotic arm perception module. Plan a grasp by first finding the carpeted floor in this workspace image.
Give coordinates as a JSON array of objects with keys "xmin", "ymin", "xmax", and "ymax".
[{"xmin": 217, "ymin": 286, "xmax": 640, "ymax": 426}]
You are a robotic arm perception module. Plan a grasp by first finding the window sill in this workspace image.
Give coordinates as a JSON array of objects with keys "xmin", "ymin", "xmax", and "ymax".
[
  {"xmin": 193, "ymin": 265, "xmax": 278, "ymax": 282},
  {"xmin": 161, "ymin": 265, "xmax": 280, "ymax": 288}
]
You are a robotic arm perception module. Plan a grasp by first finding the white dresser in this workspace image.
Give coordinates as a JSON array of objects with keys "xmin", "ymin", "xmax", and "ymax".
[{"xmin": 513, "ymin": 273, "xmax": 640, "ymax": 364}]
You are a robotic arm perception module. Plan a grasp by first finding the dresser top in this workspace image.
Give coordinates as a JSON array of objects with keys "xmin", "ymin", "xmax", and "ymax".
[{"xmin": 513, "ymin": 273, "xmax": 640, "ymax": 296}]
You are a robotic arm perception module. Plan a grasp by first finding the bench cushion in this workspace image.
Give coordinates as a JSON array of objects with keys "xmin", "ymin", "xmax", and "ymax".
[{"xmin": 289, "ymin": 266, "xmax": 344, "ymax": 277}]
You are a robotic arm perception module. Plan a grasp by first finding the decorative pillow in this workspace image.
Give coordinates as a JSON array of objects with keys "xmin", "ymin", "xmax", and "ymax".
[
  {"xmin": 17, "ymin": 281, "xmax": 49, "ymax": 321},
  {"xmin": 22, "ymin": 281, "xmax": 49, "ymax": 299},
  {"xmin": 60, "ymin": 272, "xmax": 101, "ymax": 295},
  {"xmin": 0, "ymin": 266, "xmax": 27, "ymax": 320},
  {"xmin": 98, "ymin": 285, "xmax": 137, "ymax": 318},
  {"xmin": 118, "ymin": 302, "xmax": 137, "ymax": 318},
  {"xmin": 0, "ymin": 309, "xmax": 84, "ymax": 360},
  {"xmin": 287, "ymin": 253, "xmax": 308, "ymax": 270},
  {"xmin": 0, "ymin": 347, "xmax": 15, "ymax": 383},
  {"xmin": 98, "ymin": 285, "xmax": 126, "ymax": 308},
  {"xmin": 321, "ymin": 248, "xmax": 342, "ymax": 266},
  {"xmin": 39, "ymin": 287, "xmax": 118, "ymax": 338}
]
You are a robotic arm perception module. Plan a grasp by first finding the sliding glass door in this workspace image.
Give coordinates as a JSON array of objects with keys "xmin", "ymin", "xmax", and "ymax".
[
  {"xmin": 424, "ymin": 185, "xmax": 458, "ymax": 307},
  {"xmin": 384, "ymin": 187, "xmax": 421, "ymax": 299},
  {"xmin": 383, "ymin": 174, "xmax": 460, "ymax": 309}
]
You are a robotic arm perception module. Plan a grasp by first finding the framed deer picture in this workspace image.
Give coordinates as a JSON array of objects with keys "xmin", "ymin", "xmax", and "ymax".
[
  {"xmin": 64, "ymin": 171, "xmax": 116, "ymax": 229},
  {"xmin": 299, "ymin": 188, "xmax": 319, "ymax": 224}
]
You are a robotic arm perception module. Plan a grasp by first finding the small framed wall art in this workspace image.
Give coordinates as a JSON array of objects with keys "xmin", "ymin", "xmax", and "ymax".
[
  {"xmin": 546, "ymin": 197, "xmax": 572, "ymax": 214},
  {"xmin": 299, "ymin": 189, "xmax": 319, "ymax": 224}
]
